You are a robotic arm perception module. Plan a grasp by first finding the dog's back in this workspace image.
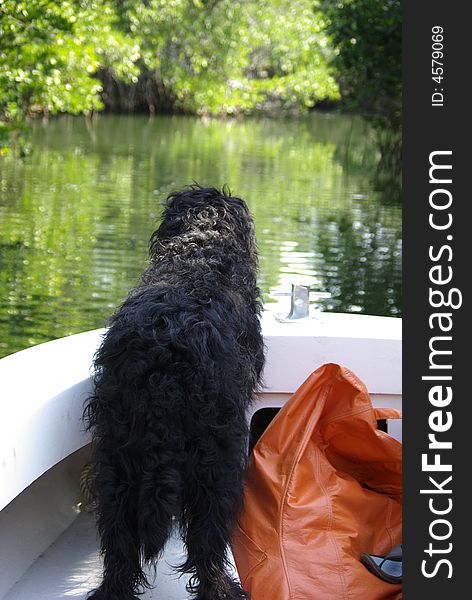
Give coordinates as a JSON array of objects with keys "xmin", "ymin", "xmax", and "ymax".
[{"xmin": 84, "ymin": 186, "xmax": 264, "ymax": 600}]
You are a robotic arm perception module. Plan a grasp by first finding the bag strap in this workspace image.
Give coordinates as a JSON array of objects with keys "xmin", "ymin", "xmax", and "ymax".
[{"xmin": 374, "ymin": 407, "xmax": 402, "ymax": 421}]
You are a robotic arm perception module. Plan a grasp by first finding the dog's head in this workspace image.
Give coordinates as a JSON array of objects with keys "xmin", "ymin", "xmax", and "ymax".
[{"xmin": 150, "ymin": 185, "xmax": 258, "ymax": 272}]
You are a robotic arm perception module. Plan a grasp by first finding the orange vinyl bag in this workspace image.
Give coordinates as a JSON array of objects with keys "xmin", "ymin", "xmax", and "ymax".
[{"xmin": 232, "ymin": 363, "xmax": 402, "ymax": 600}]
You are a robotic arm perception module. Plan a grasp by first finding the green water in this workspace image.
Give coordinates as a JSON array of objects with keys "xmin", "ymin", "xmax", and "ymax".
[{"xmin": 0, "ymin": 114, "xmax": 401, "ymax": 358}]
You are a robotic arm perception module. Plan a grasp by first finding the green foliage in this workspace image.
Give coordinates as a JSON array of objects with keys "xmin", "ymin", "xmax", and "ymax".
[
  {"xmin": 108, "ymin": 0, "xmax": 339, "ymax": 115},
  {"xmin": 318, "ymin": 0, "xmax": 402, "ymax": 194},
  {"xmin": 319, "ymin": 0, "xmax": 401, "ymax": 127},
  {"xmin": 1, "ymin": 0, "xmax": 339, "ymax": 129},
  {"xmin": 1, "ymin": 0, "xmax": 401, "ymax": 147},
  {"xmin": 0, "ymin": 0, "xmax": 138, "ymax": 139}
]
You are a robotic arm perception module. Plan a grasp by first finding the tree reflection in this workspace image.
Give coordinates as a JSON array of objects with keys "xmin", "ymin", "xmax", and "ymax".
[{"xmin": 0, "ymin": 113, "xmax": 401, "ymax": 357}]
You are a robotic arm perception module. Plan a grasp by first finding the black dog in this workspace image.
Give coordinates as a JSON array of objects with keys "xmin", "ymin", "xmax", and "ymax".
[{"xmin": 84, "ymin": 186, "xmax": 264, "ymax": 600}]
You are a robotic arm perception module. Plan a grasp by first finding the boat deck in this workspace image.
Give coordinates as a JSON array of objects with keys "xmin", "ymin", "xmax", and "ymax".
[
  {"xmin": 4, "ymin": 511, "xmax": 238, "ymax": 600},
  {"xmin": 1, "ymin": 313, "xmax": 402, "ymax": 598}
]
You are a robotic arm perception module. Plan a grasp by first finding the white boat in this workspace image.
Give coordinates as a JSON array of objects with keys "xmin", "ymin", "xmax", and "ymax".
[{"xmin": 0, "ymin": 301, "xmax": 401, "ymax": 600}]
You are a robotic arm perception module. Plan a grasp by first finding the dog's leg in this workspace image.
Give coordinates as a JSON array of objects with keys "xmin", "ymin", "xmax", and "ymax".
[
  {"xmin": 137, "ymin": 430, "xmax": 183, "ymax": 563},
  {"xmin": 180, "ymin": 420, "xmax": 249, "ymax": 600},
  {"xmin": 88, "ymin": 416, "xmax": 183, "ymax": 599},
  {"xmin": 87, "ymin": 445, "xmax": 145, "ymax": 600}
]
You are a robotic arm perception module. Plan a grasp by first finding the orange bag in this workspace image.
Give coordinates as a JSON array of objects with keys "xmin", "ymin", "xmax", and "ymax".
[{"xmin": 232, "ymin": 363, "xmax": 402, "ymax": 599}]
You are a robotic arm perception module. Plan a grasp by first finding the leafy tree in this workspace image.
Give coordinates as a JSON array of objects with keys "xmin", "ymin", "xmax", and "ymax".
[
  {"xmin": 101, "ymin": 0, "xmax": 339, "ymax": 115},
  {"xmin": 0, "ymin": 0, "xmax": 340, "ymax": 135},
  {"xmin": 319, "ymin": 0, "xmax": 401, "ymax": 127},
  {"xmin": 0, "ymin": 0, "xmax": 138, "ymax": 149},
  {"xmin": 318, "ymin": 0, "xmax": 401, "ymax": 195}
]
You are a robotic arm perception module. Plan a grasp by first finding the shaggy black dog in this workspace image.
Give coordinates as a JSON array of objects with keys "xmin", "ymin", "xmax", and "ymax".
[{"xmin": 84, "ymin": 186, "xmax": 264, "ymax": 600}]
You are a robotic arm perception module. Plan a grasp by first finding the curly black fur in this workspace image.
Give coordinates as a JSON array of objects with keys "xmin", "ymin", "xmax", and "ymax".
[{"xmin": 83, "ymin": 185, "xmax": 264, "ymax": 600}]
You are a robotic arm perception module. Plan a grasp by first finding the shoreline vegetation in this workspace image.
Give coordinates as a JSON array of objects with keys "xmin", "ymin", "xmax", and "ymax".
[{"xmin": 1, "ymin": 1, "xmax": 400, "ymax": 149}]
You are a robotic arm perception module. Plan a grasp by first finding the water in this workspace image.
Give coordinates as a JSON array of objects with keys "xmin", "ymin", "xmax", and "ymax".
[{"xmin": 0, "ymin": 114, "xmax": 401, "ymax": 358}]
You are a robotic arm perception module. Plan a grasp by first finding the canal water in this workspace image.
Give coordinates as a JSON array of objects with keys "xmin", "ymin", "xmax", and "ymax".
[{"xmin": 0, "ymin": 113, "xmax": 401, "ymax": 358}]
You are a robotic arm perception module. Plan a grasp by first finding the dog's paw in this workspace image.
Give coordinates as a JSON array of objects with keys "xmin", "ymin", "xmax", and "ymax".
[
  {"xmin": 196, "ymin": 579, "xmax": 249, "ymax": 600},
  {"xmin": 222, "ymin": 582, "xmax": 249, "ymax": 600},
  {"xmin": 86, "ymin": 589, "xmax": 140, "ymax": 600}
]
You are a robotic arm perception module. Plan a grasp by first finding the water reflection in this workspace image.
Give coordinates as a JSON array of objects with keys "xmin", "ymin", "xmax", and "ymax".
[{"xmin": 0, "ymin": 114, "xmax": 401, "ymax": 357}]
